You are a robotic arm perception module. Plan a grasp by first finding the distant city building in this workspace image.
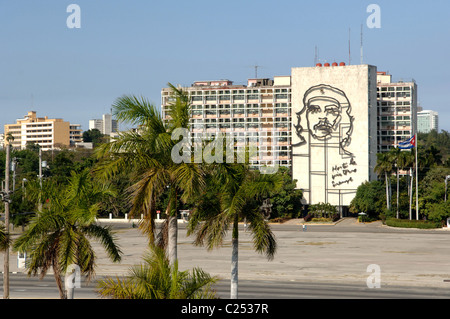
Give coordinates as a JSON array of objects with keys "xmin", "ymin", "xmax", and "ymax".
[
  {"xmin": 4, "ymin": 111, "xmax": 82, "ymax": 151},
  {"xmin": 417, "ymin": 110, "xmax": 439, "ymax": 133},
  {"xmin": 0, "ymin": 133, "xmax": 4, "ymax": 149},
  {"xmin": 376, "ymin": 72, "xmax": 418, "ymax": 152},
  {"xmin": 89, "ymin": 113, "xmax": 118, "ymax": 136}
]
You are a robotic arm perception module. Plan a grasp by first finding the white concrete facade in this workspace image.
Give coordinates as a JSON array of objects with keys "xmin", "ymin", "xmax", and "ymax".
[{"xmin": 291, "ymin": 64, "xmax": 378, "ymax": 207}]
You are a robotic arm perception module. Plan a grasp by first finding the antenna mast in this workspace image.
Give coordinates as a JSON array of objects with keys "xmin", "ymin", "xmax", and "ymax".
[
  {"xmin": 360, "ymin": 24, "xmax": 364, "ymax": 65},
  {"xmin": 254, "ymin": 65, "xmax": 260, "ymax": 78},
  {"xmin": 315, "ymin": 46, "xmax": 318, "ymax": 65},
  {"xmin": 348, "ymin": 28, "xmax": 351, "ymax": 65}
]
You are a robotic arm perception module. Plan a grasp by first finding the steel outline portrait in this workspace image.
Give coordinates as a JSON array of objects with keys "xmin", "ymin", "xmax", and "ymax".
[{"xmin": 293, "ymin": 84, "xmax": 354, "ymax": 156}]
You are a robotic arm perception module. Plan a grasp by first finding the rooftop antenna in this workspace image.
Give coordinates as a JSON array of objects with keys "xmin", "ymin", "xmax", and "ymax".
[
  {"xmin": 360, "ymin": 24, "xmax": 364, "ymax": 65},
  {"xmin": 314, "ymin": 46, "xmax": 317, "ymax": 65},
  {"xmin": 253, "ymin": 65, "xmax": 261, "ymax": 78},
  {"xmin": 348, "ymin": 28, "xmax": 351, "ymax": 65}
]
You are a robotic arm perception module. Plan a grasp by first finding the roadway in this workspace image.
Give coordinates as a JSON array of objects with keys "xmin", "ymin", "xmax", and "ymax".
[{"xmin": 2, "ymin": 218, "xmax": 450, "ymax": 299}]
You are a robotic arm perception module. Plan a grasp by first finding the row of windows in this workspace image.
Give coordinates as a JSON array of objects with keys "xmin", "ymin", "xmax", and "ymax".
[
  {"xmin": 26, "ymin": 124, "xmax": 52, "ymax": 128},
  {"xmin": 189, "ymin": 88, "xmax": 290, "ymax": 95},
  {"xmin": 192, "ymin": 131, "xmax": 290, "ymax": 138},
  {"xmin": 191, "ymin": 95, "xmax": 290, "ymax": 102},
  {"xmin": 380, "ymin": 116, "xmax": 411, "ymax": 121},
  {"xmin": 378, "ymin": 86, "xmax": 411, "ymax": 91},
  {"xmin": 26, "ymin": 129, "xmax": 52, "ymax": 133},
  {"xmin": 194, "ymin": 122, "xmax": 290, "ymax": 128},
  {"xmin": 188, "ymin": 103, "xmax": 290, "ymax": 110},
  {"xmin": 378, "ymin": 101, "xmax": 411, "ymax": 106},
  {"xmin": 27, "ymin": 134, "xmax": 53, "ymax": 138},
  {"xmin": 194, "ymin": 117, "xmax": 290, "ymax": 123},
  {"xmin": 378, "ymin": 92, "xmax": 412, "ymax": 98},
  {"xmin": 195, "ymin": 110, "xmax": 290, "ymax": 116},
  {"xmin": 379, "ymin": 130, "xmax": 411, "ymax": 136}
]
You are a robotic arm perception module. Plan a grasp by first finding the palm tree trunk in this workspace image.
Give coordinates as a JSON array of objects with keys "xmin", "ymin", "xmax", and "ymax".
[
  {"xmin": 53, "ymin": 262, "xmax": 66, "ymax": 299},
  {"xmin": 385, "ymin": 173, "xmax": 390, "ymax": 211},
  {"xmin": 230, "ymin": 218, "xmax": 239, "ymax": 299},
  {"xmin": 168, "ymin": 188, "xmax": 178, "ymax": 266},
  {"xmin": 396, "ymin": 167, "xmax": 399, "ymax": 219},
  {"xmin": 168, "ymin": 215, "xmax": 178, "ymax": 265},
  {"xmin": 3, "ymin": 143, "xmax": 10, "ymax": 299}
]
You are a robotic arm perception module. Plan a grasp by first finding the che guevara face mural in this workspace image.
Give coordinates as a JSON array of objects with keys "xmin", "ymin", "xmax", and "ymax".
[{"xmin": 293, "ymin": 84, "xmax": 354, "ymax": 156}]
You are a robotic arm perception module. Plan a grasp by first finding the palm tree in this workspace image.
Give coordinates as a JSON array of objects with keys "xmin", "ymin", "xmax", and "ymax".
[
  {"xmin": 374, "ymin": 152, "xmax": 394, "ymax": 212},
  {"xmin": 13, "ymin": 169, "xmax": 122, "ymax": 299},
  {"xmin": 97, "ymin": 245, "xmax": 218, "ymax": 299},
  {"xmin": 188, "ymin": 163, "xmax": 282, "ymax": 299},
  {"xmin": 0, "ymin": 224, "xmax": 9, "ymax": 251},
  {"xmin": 95, "ymin": 84, "xmax": 204, "ymax": 265},
  {"xmin": 389, "ymin": 147, "xmax": 402, "ymax": 219},
  {"xmin": 397, "ymin": 150, "xmax": 415, "ymax": 219}
]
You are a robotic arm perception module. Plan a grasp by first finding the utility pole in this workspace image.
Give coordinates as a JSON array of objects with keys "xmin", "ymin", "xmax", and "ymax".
[{"xmin": 3, "ymin": 142, "xmax": 11, "ymax": 299}]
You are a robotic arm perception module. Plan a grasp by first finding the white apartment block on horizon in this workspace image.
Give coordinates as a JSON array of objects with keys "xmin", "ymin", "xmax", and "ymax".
[
  {"xmin": 4, "ymin": 111, "xmax": 82, "ymax": 151},
  {"xmin": 417, "ymin": 110, "xmax": 438, "ymax": 133},
  {"xmin": 89, "ymin": 113, "xmax": 119, "ymax": 136}
]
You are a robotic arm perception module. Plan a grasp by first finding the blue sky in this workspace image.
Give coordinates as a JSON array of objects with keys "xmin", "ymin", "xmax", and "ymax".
[{"xmin": 1, "ymin": 0, "xmax": 449, "ymax": 132}]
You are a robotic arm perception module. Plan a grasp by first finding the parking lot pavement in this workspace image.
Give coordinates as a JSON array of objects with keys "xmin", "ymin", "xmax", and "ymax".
[
  {"xmin": 3, "ymin": 218, "xmax": 450, "ymax": 290},
  {"xmin": 81, "ymin": 219, "xmax": 450, "ymax": 290}
]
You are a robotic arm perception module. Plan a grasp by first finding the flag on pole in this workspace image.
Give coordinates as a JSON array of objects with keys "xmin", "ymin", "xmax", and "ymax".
[{"xmin": 398, "ymin": 135, "xmax": 416, "ymax": 149}]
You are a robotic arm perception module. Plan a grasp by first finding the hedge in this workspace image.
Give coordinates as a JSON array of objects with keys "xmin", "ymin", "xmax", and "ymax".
[{"xmin": 385, "ymin": 218, "xmax": 442, "ymax": 229}]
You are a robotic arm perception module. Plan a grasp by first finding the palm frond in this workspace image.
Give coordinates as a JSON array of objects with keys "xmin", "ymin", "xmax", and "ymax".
[{"xmin": 112, "ymin": 95, "xmax": 163, "ymax": 127}]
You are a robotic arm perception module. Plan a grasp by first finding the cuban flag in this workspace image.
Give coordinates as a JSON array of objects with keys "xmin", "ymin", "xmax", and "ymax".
[{"xmin": 398, "ymin": 135, "xmax": 416, "ymax": 149}]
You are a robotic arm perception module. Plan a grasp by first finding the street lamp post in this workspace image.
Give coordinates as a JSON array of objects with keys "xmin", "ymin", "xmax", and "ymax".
[
  {"xmin": 445, "ymin": 175, "xmax": 450, "ymax": 202},
  {"xmin": 1, "ymin": 142, "xmax": 11, "ymax": 299}
]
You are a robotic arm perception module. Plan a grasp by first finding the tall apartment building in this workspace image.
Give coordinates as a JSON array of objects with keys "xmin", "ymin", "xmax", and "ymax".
[
  {"xmin": 89, "ymin": 113, "xmax": 118, "ymax": 136},
  {"xmin": 161, "ymin": 77, "xmax": 293, "ymax": 170},
  {"xmin": 376, "ymin": 71, "xmax": 418, "ymax": 152},
  {"xmin": 417, "ymin": 110, "xmax": 438, "ymax": 133},
  {"xmin": 162, "ymin": 64, "xmax": 418, "ymax": 212},
  {"xmin": 4, "ymin": 111, "xmax": 82, "ymax": 151}
]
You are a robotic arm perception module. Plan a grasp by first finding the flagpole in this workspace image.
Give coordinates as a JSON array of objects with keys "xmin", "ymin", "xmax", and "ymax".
[{"xmin": 415, "ymin": 134, "xmax": 419, "ymax": 220}]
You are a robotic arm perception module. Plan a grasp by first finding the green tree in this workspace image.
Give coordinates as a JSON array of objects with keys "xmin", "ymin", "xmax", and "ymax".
[
  {"xmin": 0, "ymin": 224, "xmax": 9, "ymax": 251},
  {"xmin": 49, "ymin": 150, "xmax": 75, "ymax": 184},
  {"xmin": 308, "ymin": 202, "xmax": 338, "ymax": 219},
  {"xmin": 95, "ymin": 84, "xmax": 204, "ymax": 266},
  {"xmin": 97, "ymin": 245, "xmax": 218, "ymax": 299},
  {"xmin": 396, "ymin": 149, "xmax": 415, "ymax": 219},
  {"xmin": 82, "ymin": 128, "xmax": 105, "ymax": 146},
  {"xmin": 13, "ymin": 169, "xmax": 122, "ymax": 299},
  {"xmin": 374, "ymin": 152, "xmax": 394, "ymax": 211},
  {"xmin": 188, "ymin": 163, "xmax": 282, "ymax": 299},
  {"xmin": 269, "ymin": 167, "xmax": 303, "ymax": 219},
  {"xmin": 350, "ymin": 180, "xmax": 386, "ymax": 219}
]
